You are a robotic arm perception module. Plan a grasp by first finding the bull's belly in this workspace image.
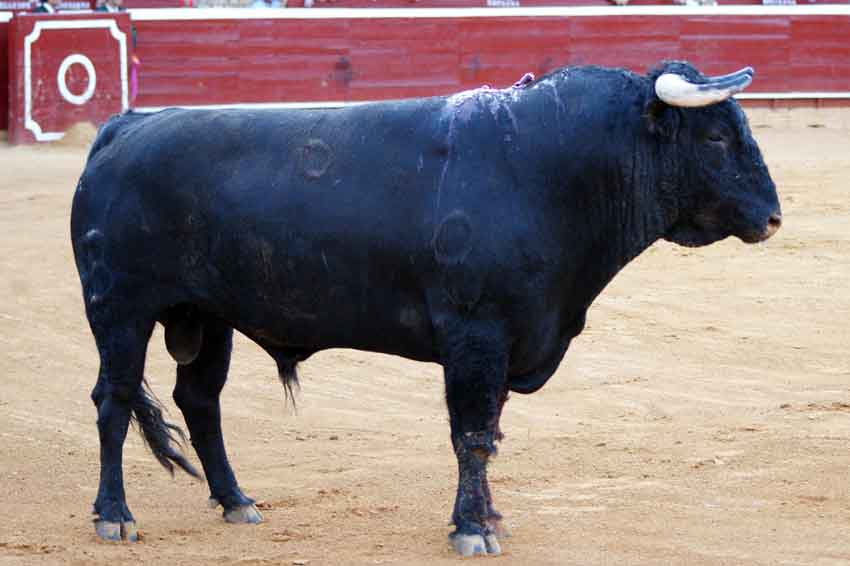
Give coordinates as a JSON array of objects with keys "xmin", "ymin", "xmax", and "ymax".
[{"xmin": 198, "ymin": 277, "xmax": 439, "ymax": 363}]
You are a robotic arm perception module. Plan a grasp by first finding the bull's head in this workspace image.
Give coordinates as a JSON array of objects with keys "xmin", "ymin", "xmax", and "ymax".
[{"xmin": 646, "ymin": 62, "xmax": 782, "ymax": 247}]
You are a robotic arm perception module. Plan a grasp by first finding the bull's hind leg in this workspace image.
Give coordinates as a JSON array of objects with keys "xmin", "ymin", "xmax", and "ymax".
[
  {"xmin": 91, "ymin": 316, "xmax": 199, "ymax": 541},
  {"xmin": 441, "ymin": 321, "xmax": 509, "ymax": 557},
  {"xmin": 91, "ymin": 316, "xmax": 198, "ymax": 540},
  {"xmin": 90, "ymin": 320, "xmax": 152, "ymax": 541},
  {"xmin": 172, "ymin": 317, "xmax": 262, "ymax": 524}
]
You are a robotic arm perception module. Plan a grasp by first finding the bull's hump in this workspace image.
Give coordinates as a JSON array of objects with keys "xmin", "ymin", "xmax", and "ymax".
[{"xmin": 443, "ymin": 86, "xmax": 521, "ymax": 134}]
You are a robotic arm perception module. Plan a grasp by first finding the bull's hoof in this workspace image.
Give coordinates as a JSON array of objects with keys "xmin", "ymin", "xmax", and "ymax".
[
  {"xmin": 487, "ymin": 517, "xmax": 511, "ymax": 539},
  {"xmin": 449, "ymin": 532, "xmax": 501, "ymax": 557},
  {"xmin": 223, "ymin": 503, "xmax": 263, "ymax": 524},
  {"xmin": 94, "ymin": 520, "xmax": 138, "ymax": 542},
  {"xmin": 484, "ymin": 534, "xmax": 501, "ymax": 555}
]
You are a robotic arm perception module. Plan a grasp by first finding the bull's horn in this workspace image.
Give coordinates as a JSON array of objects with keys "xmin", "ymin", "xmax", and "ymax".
[
  {"xmin": 655, "ymin": 67, "xmax": 753, "ymax": 108},
  {"xmin": 705, "ymin": 67, "xmax": 754, "ymax": 84}
]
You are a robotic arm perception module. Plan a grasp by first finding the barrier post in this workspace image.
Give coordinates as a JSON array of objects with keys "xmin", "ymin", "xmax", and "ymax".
[
  {"xmin": 0, "ymin": 13, "xmax": 10, "ymax": 132},
  {"xmin": 8, "ymin": 12, "xmax": 132, "ymax": 144}
]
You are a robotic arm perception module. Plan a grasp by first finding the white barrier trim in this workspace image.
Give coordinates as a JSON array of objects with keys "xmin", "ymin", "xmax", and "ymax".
[
  {"xmin": 23, "ymin": 19, "xmax": 128, "ymax": 141},
  {"xmin": 4, "ymin": 5, "xmax": 850, "ymax": 22},
  {"xmin": 137, "ymin": 101, "xmax": 364, "ymax": 111},
  {"xmin": 737, "ymin": 92, "xmax": 850, "ymax": 100},
  {"xmin": 129, "ymin": 5, "xmax": 850, "ymax": 20},
  {"xmin": 135, "ymin": 91, "xmax": 850, "ymax": 112}
]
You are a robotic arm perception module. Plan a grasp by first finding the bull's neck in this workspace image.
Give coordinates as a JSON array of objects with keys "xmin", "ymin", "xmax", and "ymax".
[
  {"xmin": 592, "ymin": 139, "xmax": 671, "ymax": 270},
  {"xmin": 524, "ymin": 73, "xmax": 672, "ymax": 285},
  {"xmin": 568, "ymin": 168, "xmax": 668, "ymax": 308}
]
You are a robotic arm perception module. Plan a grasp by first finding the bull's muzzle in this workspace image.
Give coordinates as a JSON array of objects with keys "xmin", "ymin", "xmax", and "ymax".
[{"xmin": 761, "ymin": 212, "xmax": 782, "ymax": 241}]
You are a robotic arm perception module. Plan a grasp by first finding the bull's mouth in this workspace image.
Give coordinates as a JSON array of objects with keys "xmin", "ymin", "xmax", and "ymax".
[
  {"xmin": 663, "ymin": 219, "xmax": 726, "ymax": 248},
  {"xmin": 665, "ymin": 211, "xmax": 782, "ymax": 248}
]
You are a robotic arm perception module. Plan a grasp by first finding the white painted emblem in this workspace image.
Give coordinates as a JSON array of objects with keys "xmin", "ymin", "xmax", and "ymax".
[{"xmin": 57, "ymin": 54, "xmax": 97, "ymax": 105}]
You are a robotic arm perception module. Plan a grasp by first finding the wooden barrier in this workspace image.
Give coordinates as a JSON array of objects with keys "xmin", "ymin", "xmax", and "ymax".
[
  {"xmin": 1, "ymin": 13, "xmax": 10, "ymax": 130},
  {"xmin": 6, "ymin": 13, "xmax": 132, "ymax": 143},
  {"xmin": 3, "ymin": 6, "xmax": 850, "ymax": 142},
  {"xmin": 128, "ymin": 7, "xmax": 850, "ymax": 111}
]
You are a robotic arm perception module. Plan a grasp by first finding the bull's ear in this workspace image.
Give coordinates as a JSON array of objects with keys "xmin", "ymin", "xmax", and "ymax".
[{"xmin": 644, "ymin": 99, "xmax": 679, "ymax": 140}]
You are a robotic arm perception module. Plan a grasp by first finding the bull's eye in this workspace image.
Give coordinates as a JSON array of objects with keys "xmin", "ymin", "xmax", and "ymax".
[{"xmin": 705, "ymin": 132, "xmax": 729, "ymax": 153}]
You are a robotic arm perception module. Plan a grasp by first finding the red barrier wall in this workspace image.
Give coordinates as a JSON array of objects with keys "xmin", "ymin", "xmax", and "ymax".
[
  {"xmin": 7, "ymin": 13, "xmax": 131, "ymax": 143},
  {"xmin": 129, "ymin": 8, "xmax": 850, "ymax": 109},
  {"xmin": 1, "ymin": 17, "xmax": 9, "ymax": 130},
  {"xmin": 4, "ymin": 7, "xmax": 850, "ymax": 141}
]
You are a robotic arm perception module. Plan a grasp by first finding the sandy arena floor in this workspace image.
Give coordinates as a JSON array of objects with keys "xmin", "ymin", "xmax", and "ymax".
[{"xmin": 0, "ymin": 108, "xmax": 849, "ymax": 566}]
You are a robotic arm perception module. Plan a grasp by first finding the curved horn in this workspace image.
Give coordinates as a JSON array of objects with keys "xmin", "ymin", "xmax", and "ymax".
[
  {"xmin": 705, "ymin": 66, "xmax": 754, "ymax": 84},
  {"xmin": 655, "ymin": 67, "xmax": 754, "ymax": 108}
]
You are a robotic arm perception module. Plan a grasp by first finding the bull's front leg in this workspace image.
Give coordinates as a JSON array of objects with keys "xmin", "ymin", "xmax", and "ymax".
[
  {"xmin": 483, "ymin": 389, "xmax": 510, "ymax": 538},
  {"xmin": 441, "ymin": 323, "xmax": 509, "ymax": 557}
]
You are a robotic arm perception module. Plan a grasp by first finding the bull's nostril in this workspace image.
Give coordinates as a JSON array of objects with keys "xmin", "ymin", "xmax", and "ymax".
[{"xmin": 760, "ymin": 211, "xmax": 783, "ymax": 241}]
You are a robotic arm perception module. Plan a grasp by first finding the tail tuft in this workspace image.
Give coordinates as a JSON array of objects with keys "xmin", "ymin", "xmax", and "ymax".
[{"xmin": 131, "ymin": 380, "xmax": 201, "ymax": 479}]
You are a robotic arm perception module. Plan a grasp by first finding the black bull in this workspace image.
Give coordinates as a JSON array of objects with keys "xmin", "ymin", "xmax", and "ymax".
[{"xmin": 71, "ymin": 61, "xmax": 781, "ymax": 554}]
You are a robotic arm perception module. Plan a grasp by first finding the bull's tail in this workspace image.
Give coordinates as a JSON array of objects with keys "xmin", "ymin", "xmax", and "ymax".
[{"xmin": 131, "ymin": 380, "xmax": 201, "ymax": 479}]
